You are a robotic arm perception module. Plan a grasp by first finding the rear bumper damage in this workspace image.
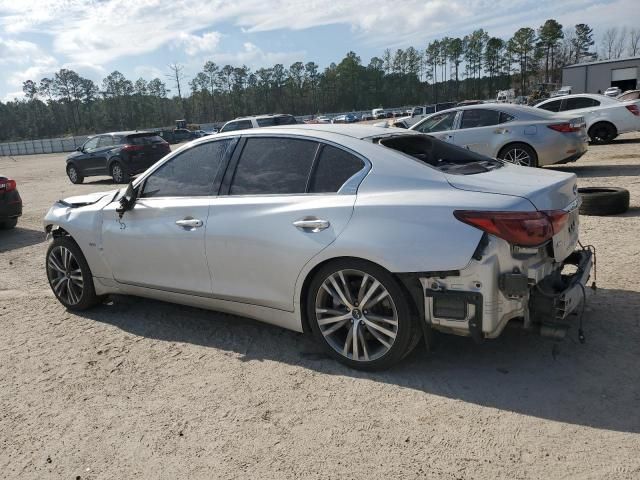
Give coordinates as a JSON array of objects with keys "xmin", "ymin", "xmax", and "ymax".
[{"xmin": 408, "ymin": 236, "xmax": 593, "ymax": 341}]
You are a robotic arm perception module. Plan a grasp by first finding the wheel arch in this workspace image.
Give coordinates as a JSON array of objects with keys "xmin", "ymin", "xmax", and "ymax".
[
  {"xmin": 497, "ymin": 141, "xmax": 539, "ymax": 166},
  {"xmin": 297, "ymin": 255, "xmax": 422, "ymax": 335}
]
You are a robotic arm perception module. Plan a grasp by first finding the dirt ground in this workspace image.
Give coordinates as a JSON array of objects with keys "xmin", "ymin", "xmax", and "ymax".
[{"xmin": 1, "ymin": 133, "xmax": 639, "ymax": 480}]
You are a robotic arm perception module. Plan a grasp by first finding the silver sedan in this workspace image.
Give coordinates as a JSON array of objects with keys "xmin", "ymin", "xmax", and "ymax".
[
  {"xmin": 44, "ymin": 125, "xmax": 592, "ymax": 369},
  {"xmin": 409, "ymin": 104, "xmax": 589, "ymax": 167}
]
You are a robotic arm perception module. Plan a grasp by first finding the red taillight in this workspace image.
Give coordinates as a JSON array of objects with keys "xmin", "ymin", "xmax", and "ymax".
[
  {"xmin": 453, "ymin": 210, "xmax": 569, "ymax": 247},
  {"xmin": 625, "ymin": 104, "xmax": 640, "ymax": 116},
  {"xmin": 0, "ymin": 179, "xmax": 16, "ymax": 192},
  {"xmin": 547, "ymin": 123, "xmax": 581, "ymax": 133},
  {"xmin": 121, "ymin": 144, "xmax": 144, "ymax": 152}
]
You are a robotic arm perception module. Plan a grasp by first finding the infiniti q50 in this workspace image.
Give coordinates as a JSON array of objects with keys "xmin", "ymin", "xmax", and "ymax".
[{"xmin": 44, "ymin": 125, "xmax": 592, "ymax": 369}]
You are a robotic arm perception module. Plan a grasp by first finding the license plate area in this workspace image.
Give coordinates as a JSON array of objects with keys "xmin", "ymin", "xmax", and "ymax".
[{"xmin": 552, "ymin": 207, "xmax": 579, "ymax": 262}]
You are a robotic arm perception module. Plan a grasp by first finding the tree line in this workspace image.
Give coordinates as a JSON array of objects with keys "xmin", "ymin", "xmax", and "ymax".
[{"xmin": 1, "ymin": 21, "xmax": 637, "ymax": 142}]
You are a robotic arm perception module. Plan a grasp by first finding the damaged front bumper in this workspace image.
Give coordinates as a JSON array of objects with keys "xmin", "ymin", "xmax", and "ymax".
[{"xmin": 410, "ymin": 236, "xmax": 593, "ymax": 341}]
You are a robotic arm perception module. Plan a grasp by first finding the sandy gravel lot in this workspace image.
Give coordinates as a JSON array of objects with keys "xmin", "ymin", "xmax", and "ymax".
[{"xmin": 1, "ymin": 134, "xmax": 639, "ymax": 479}]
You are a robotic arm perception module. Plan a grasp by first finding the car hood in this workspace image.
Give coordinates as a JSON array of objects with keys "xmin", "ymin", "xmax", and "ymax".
[
  {"xmin": 445, "ymin": 164, "xmax": 578, "ymax": 211},
  {"xmin": 60, "ymin": 189, "xmax": 119, "ymax": 207}
]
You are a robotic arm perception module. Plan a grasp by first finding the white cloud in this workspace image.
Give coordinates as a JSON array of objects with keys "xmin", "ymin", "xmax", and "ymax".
[
  {"xmin": 211, "ymin": 42, "xmax": 305, "ymax": 68},
  {"xmin": 134, "ymin": 65, "xmax": 165, "ymax": 80},
  {"xmin": 176, "ymin": 31, "xmax": 222, "ymax": 56}
]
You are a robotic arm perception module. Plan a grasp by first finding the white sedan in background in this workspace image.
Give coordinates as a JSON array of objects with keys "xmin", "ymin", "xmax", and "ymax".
[
  {"xmin": 535, "ymin": 93, "xmax": 640, "ymax": 144},
  {"xmin": 44, "ymin": 125, "xmax": 592, "ymax": 370},
  {"xmin": 409, "ymin": 104, "xmax": 588, "ymax": 167}
]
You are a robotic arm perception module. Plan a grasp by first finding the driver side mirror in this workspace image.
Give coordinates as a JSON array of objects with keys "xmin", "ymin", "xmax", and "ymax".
[
  {"xmin": 116, "ymin": 182, "xmax": 138, "ymax": 218},
  {"xmin": 76, "ymin": 146, "xmax": 83, "ymax": 152}
]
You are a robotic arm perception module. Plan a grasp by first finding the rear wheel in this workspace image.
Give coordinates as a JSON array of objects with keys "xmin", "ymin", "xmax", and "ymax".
[
  {"xmin": 498, "ymin": 143, "xmax": 538, "ymax": 167},
  {"xmin": 110, "ymin": 160, "xmax": 129, "ymax": 184},
  {"xmin": 67, "ymin": 164, "xmax": 84, "ymax": 184},
  {"xmin": 306, "ymin": 259, "xmax": 420, "ymax": 370},
  {"xmin": 588, "ymin": 122, "xmax": 617, "ymax": 144},
  {"xmin": 46, "ymin": 236, "xmax": 103, "ymax": 310}
]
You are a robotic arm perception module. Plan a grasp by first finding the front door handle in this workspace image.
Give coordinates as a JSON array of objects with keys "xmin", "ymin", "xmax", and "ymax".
[
  {"xmin": 293, "ymin": 217, "xmax": 330, "ymax": 233},
  {"xmin": 175, "ymin": 218, "xmax": 203, "ymax": 229}
]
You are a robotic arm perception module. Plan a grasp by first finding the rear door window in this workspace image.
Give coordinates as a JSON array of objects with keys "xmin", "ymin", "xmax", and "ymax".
[
  {"xmin": 309, "ymin": 145, "xmax": 365, "ymax": 193},
  {"xmin": 459, "ymin": 109, "xmax": 501, "ymax": 129},
  {"xmin": 229, "ymin": 137, "xmax": 318, "ymax": 195},
  {"xmin": 563, "ymin": 97, "xmax": 600, "ymax": 110},
  {"xmin": 256, "ymin": 115, "xmax": 297, "ymax": 127},
  {"xmin": 538, "ymin": 99, "xmax": 562, "ymax": 112},
  {"xmin": 127, "ymin": 134, "xmax": 165, "ymax": 145}
]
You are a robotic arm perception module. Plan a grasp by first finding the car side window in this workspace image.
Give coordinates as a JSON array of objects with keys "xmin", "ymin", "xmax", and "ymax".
[
  {"xmin": 221, "ymin": 120, "xmax": 252, "ymax": 133},
  {"xmin": 499, "ymin": 112, "xmax": 515, "ymax": 123},
  {"xmin": 97, "ymin": 136, "xmax": 113, "ymax": 148},
  {"xmin": 538, "ymin": 100, "xmax": 562, "ymax": 112},
  {"xmin": 309, "ymin": 145, "xmax": 365, "ymax": 193},
  {"xmin": 460, "ymin": 109, "xmax": 501, "ymax": 129},
  {"xmin": 414, "ymin": 111, "xmax": 457, "ymax": 133},
  {"xmin": 564, "ymin": 97, "xmax": 600, "ymax": 110},
  {"xmin": 141, "ymin": 139, "xmax": 234, "ymax": 198},
  {"xmin": 229, "ymin": 137, "xmax": 318, "ymax": 195},
  {"xmin": 83, "ymin": 137, "xmax": 99, "ymax": 151}
]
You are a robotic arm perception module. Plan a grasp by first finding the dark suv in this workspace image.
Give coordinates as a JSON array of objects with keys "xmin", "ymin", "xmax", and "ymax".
[
  {"xmin": 0, "ymin": 175, "xmax": 22, "ymax": 229},
  {"xmin": 66, "ymin": 131, "xmax": 171, "ymax": 184}
]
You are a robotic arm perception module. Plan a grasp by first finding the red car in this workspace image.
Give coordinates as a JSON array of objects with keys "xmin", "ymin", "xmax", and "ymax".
[{"xmin": 0, "ymin": 175, "xmax": 22, "ymax": 229}]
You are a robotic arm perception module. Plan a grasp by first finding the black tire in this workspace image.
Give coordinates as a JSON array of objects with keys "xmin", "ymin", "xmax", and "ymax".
[
  {"xmin": 0, "ymin": 218, "xmax": 18, "ymax": 229},
  {"xmin": 110, "ymin": 160, "xmax": 129, "ymax": 184},
  {"xmin": 578, "ymin": 187, "xmax": 630, "ymax": 216},
  {"xmin": 46, "ymin": 236, "xmax": 104, "ymax": 310},
  {"xmin": 306, "ymin": 258, "xmax": 421, "ymax": 370},
  {"xmin": 588, "ymin": 122, "xmax": 617, "ymax": 145},
  {"xmin": 66, "ymin": 164, "xmax": 84, "ymax": 184},
  {"xmin": 498, "ymin": 143, "xmax": 538, "ymax": 167}
]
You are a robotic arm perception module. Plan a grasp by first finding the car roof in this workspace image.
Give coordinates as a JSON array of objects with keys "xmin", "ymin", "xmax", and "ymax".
[
  {"xmin": 537, "ymin": 93, "xmax": 615, "ymax": 104},
  {"xmin": 230, "ymin": 113, "xmax": 294, "ymax": 121},
  {"xmin": 90, "ymin": 130, "xmax": 157, "ymax": 137},
  {"xmin": 210, "ymin": 124, "xmax": 410, "ymax": 140}
]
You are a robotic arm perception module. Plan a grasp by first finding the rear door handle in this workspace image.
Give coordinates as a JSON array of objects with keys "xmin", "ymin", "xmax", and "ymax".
[
  {"xmin": 175, "ymin": 218, "xmax": 203, "ymax": 229},
  {"xmin": 293, "ymin": 217, "xmax": 330, "ymax": 232}
]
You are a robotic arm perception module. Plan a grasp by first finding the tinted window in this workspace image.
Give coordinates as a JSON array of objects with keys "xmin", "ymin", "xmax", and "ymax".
[
  {"xmin": 127, "ymin": 134, "xmax": 165, "ymax": 145},
  {"xmin": 309, "ymin": 145, "xmax": 364, "ymax": 193},
  {"xmin": 538, "ymin": 100, "xmax": 562, "ymax": 112},
  {"xmin": 142, "ymin": 139, "xmax": 233, "ymax": 197},
  {"xmin": 97, "ymin": 136, "xmax": 113, "ymax": 148},
  {"xmin": 414, "ymin": 111, "xmax": 457, "ymax": 133},
  {"xmin": 564, "ymin": 97, "xmax": 600, "ymax": 110},
  {"xmin": 83, "ymin": 137, "xmax": 99, "ymax": 150},
  {"xmin": 230, "ymin": 137, "xmax": 317, "ymax": 195},
  {"xmin": 256, "ymin": 115, "xmax": 297, "ymax": 127},
  {"xmin": 499, "ymin": 112, "xmax": 515, "ymax": 123},
  {"xmin": 460, "ymin": 109, "xmax": 501, "ymax": 129},
  {"xmin": 221, "ymin": 120, "xmax": 253, "ymax": 132}
]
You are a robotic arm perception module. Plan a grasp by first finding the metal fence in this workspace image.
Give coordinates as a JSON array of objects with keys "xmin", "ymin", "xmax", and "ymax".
[{"xmin": 0, "ymin": 107, "xmax": 414, "ymax": 157}]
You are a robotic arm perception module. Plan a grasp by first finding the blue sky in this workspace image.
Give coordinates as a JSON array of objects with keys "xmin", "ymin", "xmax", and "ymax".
[{"xmin": 0, "ymin": 0, "xmax": 638, "ymax": 101}]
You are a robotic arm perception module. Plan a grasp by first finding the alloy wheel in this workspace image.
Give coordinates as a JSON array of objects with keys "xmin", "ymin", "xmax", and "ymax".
[
  {"xmin": 502, "ymin": 148, "xmax": 532, "ymax": 166},
  {"xmin": 47, "ymin": 246, "xmax": 84, "ymax": 305},
  {"xmin": 112, "ymin": 164, "xmax": 124, "ymax": 183},
  {"xmin": 314, "ymin": 269, "xmax": 399, "ymax": 362},
  {"xmin": 68, "ymin": 166, "xmax": 78, "ymax": 183}
]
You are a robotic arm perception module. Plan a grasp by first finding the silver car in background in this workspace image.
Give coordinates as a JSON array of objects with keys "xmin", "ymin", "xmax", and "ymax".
[
  {"xmin": 43, "ymin": 125, "xmax": 592, "ymax": 370},
  {"xmin": 409, "ymin": 104, "xmax": 588, "ymax": 167}
]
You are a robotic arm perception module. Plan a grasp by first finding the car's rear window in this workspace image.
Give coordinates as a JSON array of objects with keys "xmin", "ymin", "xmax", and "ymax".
[
  {"xmin": 256, "ymin": 115, "xmax": 297, "ymax": 127},
  {"xmin": 378, "ymin": 134, "xmax": 502, "ymax": 175},
  {"xmin": 125, "ymin": 134, "xmax": 165, "ymax": 145}
]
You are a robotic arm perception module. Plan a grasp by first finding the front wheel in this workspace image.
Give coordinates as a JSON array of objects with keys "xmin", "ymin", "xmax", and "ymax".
[
  {"xmin": 67, "ymin": 164, "xmax": 84, "ymax": 184},
  {"xmin": 306, "ymin": 259, "xmax": 420, "ymax": 370},
  {"xmin": 46, "ymin": 236, "xmax": 103, "ymax": 310}
]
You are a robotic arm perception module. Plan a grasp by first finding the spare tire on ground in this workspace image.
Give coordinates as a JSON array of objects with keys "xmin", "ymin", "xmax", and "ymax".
[{"xmin": 578, "ymin": 187, "xmax": 630, "ymax": 216}]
